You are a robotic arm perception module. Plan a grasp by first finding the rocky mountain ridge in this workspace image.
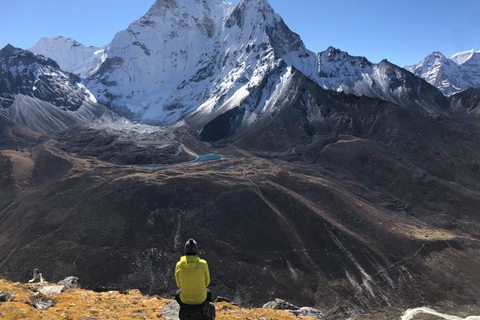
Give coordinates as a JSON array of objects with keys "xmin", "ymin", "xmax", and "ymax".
[{"xmin": 0, "ymin": 44, "xmax": 117, "ymax": 133}]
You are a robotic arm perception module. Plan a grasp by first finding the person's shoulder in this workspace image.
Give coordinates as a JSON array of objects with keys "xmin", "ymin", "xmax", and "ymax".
[
  {"xmin": 199, "ymin": 258, "xmax": 208, "ymax": 265},
  {"xmin": 176, "ymin": 256, "xmax": 185, "ymax": 266}
]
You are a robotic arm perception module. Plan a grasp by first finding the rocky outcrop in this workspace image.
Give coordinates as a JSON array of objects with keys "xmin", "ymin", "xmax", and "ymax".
[
  {"xmin": 58, "ymin": 276, "xmax": 81, "ymax": 290},
  {"xmin": 38, "ymin": 285, "xmax": 64, "ymax": 296},
  {"xmin": 29, "ymin": 292, "xmax": 55, "ymax": 310},
  {"xmin": 0, "ymin": 291, "xmax": 14, "ymax": 302},
  {"xmin": 448, "ymin": 87, "xmax": 480, "ymax": 121},
  {"xmin": 262, "ymin": 298, "xmax": 325, "ymax": 319},
  {"xmin": 25, "ymin": 275, "xmax": 81, "ymax": 310},
  {"xmin": 32, "ymin": 276, "xmax": 80, "ymax": 295},
  {"xmin": 162, "ymin": 301, "xmax": 216, "ymax": 320}
]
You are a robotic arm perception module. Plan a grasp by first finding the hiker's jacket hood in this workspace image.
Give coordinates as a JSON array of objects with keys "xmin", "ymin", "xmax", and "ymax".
[{"xmin": 175, "ymin": 255, "xmax": 210, "ymax": 305}]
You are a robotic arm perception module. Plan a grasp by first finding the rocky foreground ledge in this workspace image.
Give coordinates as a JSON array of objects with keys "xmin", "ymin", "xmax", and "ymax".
[{"xmin": 0, "ymin": 277, "xmax": 323, "ymax": 319}]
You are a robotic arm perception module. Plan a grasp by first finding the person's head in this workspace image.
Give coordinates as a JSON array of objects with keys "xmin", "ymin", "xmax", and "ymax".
[{"xmin": 184, "ymin": 238, "xmax": 198, "ymax": 256}]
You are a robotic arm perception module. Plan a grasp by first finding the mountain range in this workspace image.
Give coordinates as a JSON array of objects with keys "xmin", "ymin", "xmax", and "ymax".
[
  {"xmin": 1, "ymin": 0, "xmax": 480, "ymax": 318},
  {"xmin": 29, "ymin": 0, "xmax": 458, "ymax": 131}
]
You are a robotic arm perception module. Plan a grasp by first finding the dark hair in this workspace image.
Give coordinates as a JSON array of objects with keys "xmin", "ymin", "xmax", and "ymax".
[{"xmin": 185, "ymin": 238, "xmax": 198, "ymax": 256}]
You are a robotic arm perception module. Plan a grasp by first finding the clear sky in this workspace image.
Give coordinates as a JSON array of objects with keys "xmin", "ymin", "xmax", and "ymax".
[{"xmin": 1, "ymin": 0, "xmax": 479, "ymax": 67}]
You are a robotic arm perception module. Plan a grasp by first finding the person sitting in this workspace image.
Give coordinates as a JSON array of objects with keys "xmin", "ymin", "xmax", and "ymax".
[{"xmin": 175, "ymin": 238, "xmax": 212, "ymax": 305}]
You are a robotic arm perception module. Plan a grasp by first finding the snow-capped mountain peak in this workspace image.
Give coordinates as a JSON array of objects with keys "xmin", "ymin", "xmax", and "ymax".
[
  {"xmin": 82, "ymin": 0, "xmax": 320, "ymax": 126},
  {"xmin": 29, "ymin": 36, "xmax": 108, "ymax": 78},
  {"xmin": 450, "ymin": 49, "xmax": 480, "ymax": 65},
  {"xmin": 0, "ymin": 44, "xmax": 116, "ymax": 132},
  {"xmin": 404, "ymin": 49, "xmax": 480, "ymax": 96},
  {"xmin": 26, "ymin": 0, "xmax": 453, "ymax": 131}
]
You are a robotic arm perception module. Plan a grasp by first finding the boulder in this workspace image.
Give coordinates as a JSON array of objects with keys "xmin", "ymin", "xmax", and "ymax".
[
  {"xmin": 262, "ymin": 298, "xmax": 325, "ymax": 320},
  {"xmin": 162, "ymin": 301, "xmax": 216, "ymax": 320},
  {"xmin": 58, "ymin": 276, "xmax": 80, "ymax": 290},
  {"xmin": 38, "ymin": 285, "xmax": 64, "ymax": 296},
  {"xmin": 161, "ymin": 302, "xmax": 180, "ymax": 320},
  {"xmin": 0, "ymin": 291, "xmax": 14, "ymax": 302},
  {"xmin": 262, "ymin": 298, "xmax": 299, "ymax": 310},
  {"xmin": 29, "ymin": 292, "xmax": 55, "ymax": 310},
  {"xmin": 294, "ymin": 307, "xmax": 325, "ymax": 319}
]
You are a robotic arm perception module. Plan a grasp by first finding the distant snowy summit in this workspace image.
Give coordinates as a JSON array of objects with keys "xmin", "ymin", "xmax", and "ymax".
[
  {"xmin": 0, "ymin": 44, "xmax": 116, "ymax": 132},
  {"xmin": 404, "ymin": 49, "xmax": 480, "ymax": 96},
  {"xmin": 29, "ymin": 36, "xmax": 108, "ymax": 79}
]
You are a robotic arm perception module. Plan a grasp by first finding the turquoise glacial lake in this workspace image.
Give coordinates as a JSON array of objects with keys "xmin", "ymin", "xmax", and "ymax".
[{"xmin": 137, "ymin": 154, "xmax": 223, "ymax": 168}]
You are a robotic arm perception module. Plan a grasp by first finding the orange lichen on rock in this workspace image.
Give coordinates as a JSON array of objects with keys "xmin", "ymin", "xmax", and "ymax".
[
  {"xmin": 0, "ymin": 278, "xmax": 170, "ymax": 319},
  {"xmin": 0, "ymin": 278, "xmax": 318, "ymax": 319},
  {"xmin": 214, "ymin": 301, "xmax": 318, "ymax": 319}
]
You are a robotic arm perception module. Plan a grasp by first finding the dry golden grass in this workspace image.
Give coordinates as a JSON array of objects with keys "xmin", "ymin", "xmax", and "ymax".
[
  {"xmin": 0, "ymin": 278, "xmax": 169, "ymax": 319},
  {"xmin": 0, "ymin": 278, "xmax": 317, "ymax": 319},
  {"xmin": 391, "ymin": 222, "xmax": 456, "ymax": 241}
]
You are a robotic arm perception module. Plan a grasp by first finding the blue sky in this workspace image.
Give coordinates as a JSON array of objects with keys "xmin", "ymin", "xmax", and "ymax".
[{"xmin": 1, "ymin": 0, "xmax": 479, "ymax": 67}]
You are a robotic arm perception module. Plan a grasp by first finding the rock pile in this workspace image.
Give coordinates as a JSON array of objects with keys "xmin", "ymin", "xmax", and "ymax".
[
  {"xmin": 29, "ymin": 292, "xmax": 56, "ymax": 310},
  {"xmin": 26, "ymin": 275, "xmax": 81, "ymax": 310},
  {"xmin": 263, "ymin": 298, "xmax": 325, "ymax": 319},
  {"xmin": 58, "ymin": 276, "xmax": 80, "ymax": 290},
  {"xmin": 0, "ymin": 291, "xmax": 14, "ymax": 302}
]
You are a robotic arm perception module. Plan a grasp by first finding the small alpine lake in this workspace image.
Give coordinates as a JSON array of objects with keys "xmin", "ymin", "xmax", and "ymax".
[{"xmin": 137, "ymin": 154, "xmax": 223, "ymax": 168}]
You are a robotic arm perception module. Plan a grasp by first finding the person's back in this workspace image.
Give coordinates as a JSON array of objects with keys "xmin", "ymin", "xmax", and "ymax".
[{"xmin": 175, "ymin": 239, "xmax": 212, "ymax": 305}]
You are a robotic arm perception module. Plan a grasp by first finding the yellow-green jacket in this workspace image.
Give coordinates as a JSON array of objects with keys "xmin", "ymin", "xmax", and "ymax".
[{"xmin": 175, "ymin": 255, "xmax": 210, "ymax": 305}]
